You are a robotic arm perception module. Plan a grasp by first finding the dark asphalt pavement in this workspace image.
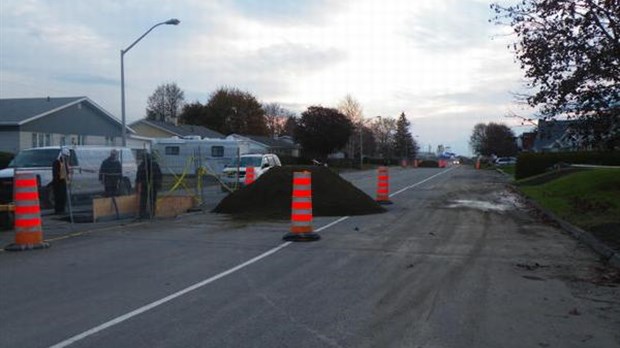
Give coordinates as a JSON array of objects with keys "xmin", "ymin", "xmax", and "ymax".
[{"xmin": 1, "ymin": 166, "xmax": 618, "ymax": 348}]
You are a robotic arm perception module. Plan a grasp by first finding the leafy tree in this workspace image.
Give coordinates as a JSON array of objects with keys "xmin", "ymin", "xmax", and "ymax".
[
  {"xmin": 178, "ymin": 101, "xmax": 206, "ymax": 126},
  {"xmin": 394, "ymin": 112, "xmax": 419, "ymax": 159},
  {"xmin": 469, "ymin": 122, "xmax": 518, "ymax": 157},
  {"xmin": 491, "ymin": 0, "xmax": 620, "ymax": 149},
  {"xmin": 294, "ymin": 106, "xmax": 353, "ymax": 160},
  {"xmin": 469, "ymin": 123, "xmax": 487, "ymax": 156},
  {"xmin": 183, "ymin": 87, "xmax": 268, "ymax": 136},
  {"xmin": 146, "ymin": 82, "xmax": 185, "ymax": 124},
  {"xmin": 283, "ymin": 116, "xmax": 298, "ymax": 137}
]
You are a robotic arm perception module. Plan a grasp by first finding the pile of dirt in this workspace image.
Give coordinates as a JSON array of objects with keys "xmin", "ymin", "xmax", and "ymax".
[{"xmin": 213, "ymin": 166, "xmax": 385, "ymax": 219}]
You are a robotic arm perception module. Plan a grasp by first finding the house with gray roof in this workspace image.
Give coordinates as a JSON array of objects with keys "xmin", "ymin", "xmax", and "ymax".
[
  {"xmin": 130, "ymin": 119, "xmax": 225, "ymax": 139},
  {"xmin": 531, "ymin": 119, "xmax": 580, "ymax": 152},
  {"xmin": 0, "ymin": 97, "xmax": 135, "ymax": 155}
]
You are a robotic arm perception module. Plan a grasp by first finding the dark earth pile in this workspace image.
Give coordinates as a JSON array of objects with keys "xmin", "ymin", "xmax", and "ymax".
[{"xmin": 213, "ymin": 166, "xmax": 385, "ymax": 219}]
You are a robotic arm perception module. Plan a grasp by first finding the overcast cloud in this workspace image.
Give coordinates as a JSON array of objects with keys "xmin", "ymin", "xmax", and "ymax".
[{"xmin": 0, "ymin": 0, "xmax": 532, "ymax": 155}]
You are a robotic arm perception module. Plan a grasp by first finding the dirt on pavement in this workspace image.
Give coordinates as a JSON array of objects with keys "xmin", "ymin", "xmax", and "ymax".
[{"xmin": 213, "ymin": 166, "xmax": 385, "ymax": 219}]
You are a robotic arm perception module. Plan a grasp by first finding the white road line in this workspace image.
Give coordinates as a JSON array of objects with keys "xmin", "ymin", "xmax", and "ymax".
[
  {"xmin": 390, "ymin": 167, "xmax": 456, "ymax": 197},
  {"xmin": 49, "ymin": 168, "xmax": 453, "ymax": 348}
]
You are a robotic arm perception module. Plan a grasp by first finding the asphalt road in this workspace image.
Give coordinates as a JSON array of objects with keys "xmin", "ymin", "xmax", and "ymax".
[{"xmin": 1, "ymin": 166, "xmax": 618, "ymax": 348}]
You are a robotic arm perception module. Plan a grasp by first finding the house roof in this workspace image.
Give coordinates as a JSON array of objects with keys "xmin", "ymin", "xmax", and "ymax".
[
  {"xmin": 131, "ymin": 119, "xmax": 225, "ymax": 139},
  {"xmin": 229, "ymin": 134, "xmax": 298, "ymax": 149},
  {"xmin": 0, "ymin": 96, "xmax": 130, "ymax": 131},
  {"xmin": 532, "ymin": 119, "xmax": 577, "ymax": 151}
]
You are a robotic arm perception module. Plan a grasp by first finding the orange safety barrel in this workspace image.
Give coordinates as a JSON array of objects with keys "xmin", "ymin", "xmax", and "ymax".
[
  {"xmin": 244, "ymin": 166, "xmax": 255, "ymax": 185},
  {"xmin": 5, "ymin": 172, "xmax": 50, "ymax": 251},
  {"xmin": 282, "ymin": 171, "xmax": 320, "ymax": 242},
  {"xmin": 376, "ymin": 166, "xmax": 393, "ymax": 205}
]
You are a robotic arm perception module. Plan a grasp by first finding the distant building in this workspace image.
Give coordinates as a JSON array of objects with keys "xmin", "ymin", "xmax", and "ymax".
[
  {"xmin": 130, "ymin": 119, "xmax": 225, "ymax": 139},
  {"xmin": 0, "ymin": 96, "xmax": 136, "ymax": 154}
]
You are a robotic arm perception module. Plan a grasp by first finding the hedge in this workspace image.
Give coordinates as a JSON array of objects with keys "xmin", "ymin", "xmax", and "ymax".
[{"xmin": 515, "ymin": 151, "xmax": 620, "ymax": 180}]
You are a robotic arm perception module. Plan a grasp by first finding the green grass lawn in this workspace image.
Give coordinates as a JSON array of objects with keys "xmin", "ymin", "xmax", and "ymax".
[{"xmin": 520, "ymin": 168, "xmax": 620, "ymax": 249}]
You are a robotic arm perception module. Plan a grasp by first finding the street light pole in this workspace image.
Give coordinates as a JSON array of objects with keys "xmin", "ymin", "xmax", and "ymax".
[{"xmin": 120, "ymin": 18, "xmax": 180, "ymax": 147}]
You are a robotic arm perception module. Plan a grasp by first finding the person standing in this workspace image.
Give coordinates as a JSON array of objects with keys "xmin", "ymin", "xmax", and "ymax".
[
  {"xmin": 52, "ymin": 147, "xmax": 71, "ymax": 214},
  {"xmin": 136, "ymin": 153, "xmax": 162, "ymax": 219},
  {"xmin": 99, "ymin": 149, "xmax": 122, "ymax": 197}
]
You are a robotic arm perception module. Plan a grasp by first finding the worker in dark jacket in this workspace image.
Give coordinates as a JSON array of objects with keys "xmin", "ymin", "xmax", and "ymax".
[
  {"xmin": 136, "ymin": 153, "xmax": 162, "ymax": 219},
  {"xmin": 52, "ymin": 147, "xmax": 70, "ymax": 214},
  {"xmin": 99, "ymin": 149, "xmax": 122, "ymax": 197}
]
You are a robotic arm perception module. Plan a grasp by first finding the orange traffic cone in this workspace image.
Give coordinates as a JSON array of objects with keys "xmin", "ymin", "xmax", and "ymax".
[
  {"xmin": 475, "ymin": 159, "xmax": 480, "ymax": 170},
  {"xmin": 6, "ymin": 172, "xmax": 50, "ymax": 251},
  {"xmin": 283, "ymin": 171, "xmax": 320, "ymax": 242},
  {"xmin": 376, "ymin": 166, "xmax": 393, "ymax": 205},
  {"xmin": 244, "ymin": 166, "xmax": 255, "ymax": 185}
]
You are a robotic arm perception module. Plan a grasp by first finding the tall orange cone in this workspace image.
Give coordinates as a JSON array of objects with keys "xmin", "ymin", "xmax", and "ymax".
[
  {"xmin": 376, "ymin": 166, "xmax": 393, "ymax": 205},
  {"xmin": 6, "ymin": 172, "xmax": 50, "ymax": 251},
  {"xmin": 283, "ymin": 171, "xmax": 320, "ymax": 242},
  {"xmin": 244, "ymin": 166, "xmax": 255, "ymax": 185}
]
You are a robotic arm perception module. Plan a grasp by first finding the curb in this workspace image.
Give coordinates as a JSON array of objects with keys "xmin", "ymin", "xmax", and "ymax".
[{"xmin": 510, "ymin": 185, "xmax": 619, "ymax": 269}]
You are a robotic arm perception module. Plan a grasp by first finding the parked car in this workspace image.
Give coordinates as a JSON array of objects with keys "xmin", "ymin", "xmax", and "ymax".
[
  {"xmin": 494, "ymin": 157, "xmax": 517, "ymax": 166},
  {"xmin": 220, "ymin": 153, "xmax": 281, "ymax": 191},
  {"xmin": 0, "ymin": 146, "xmax": 137, "ymax": 208}
]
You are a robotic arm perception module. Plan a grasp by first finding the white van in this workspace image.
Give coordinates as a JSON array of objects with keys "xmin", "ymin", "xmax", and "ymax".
[
  {"xmin": 220, "ymin": 153, "xmax": 281, "ymax": 190},
  {"xmin": 0, "ymin": 146, "xmax": 137, "ymax": 208}
]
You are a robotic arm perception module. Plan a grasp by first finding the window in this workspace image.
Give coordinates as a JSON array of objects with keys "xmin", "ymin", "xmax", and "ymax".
[
  {"xmin": 45, "ymin": 134, "xmax": 51, "ymax": 146},
  {"xmin": 211, "ymin": 146, "xmax": 224, "ymax": 157},
  {"xmin": 38, "ymin": 133, "xmax": 44, "ymax": 147},
  {"xmin": 78, "ymin": 135, "xmax": 86, "ymax": 145},
  {"xmin": 60, "ymin": 136, "xmax": 66, "ymax": 146},
  {"xmin": 165, "ymin": 146, "xmax": 180, "ymax": 155},
  {"xmin": 105, "ymin": 136, "xmax": 115, "ymax": 146},
  {"xmin": 31, "ymin": 133, "xmax": 37, "ymax": 148}
]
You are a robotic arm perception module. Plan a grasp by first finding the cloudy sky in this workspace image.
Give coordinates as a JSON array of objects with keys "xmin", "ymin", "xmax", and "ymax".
[{"xmin": 0, "ymin": 0, "xmax": 534, "ymax": 155}]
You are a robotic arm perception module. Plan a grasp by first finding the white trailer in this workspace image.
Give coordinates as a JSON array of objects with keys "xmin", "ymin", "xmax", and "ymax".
[{"xmin": 152, "ymin": 137, "xmax": 240, "ymax": 176}]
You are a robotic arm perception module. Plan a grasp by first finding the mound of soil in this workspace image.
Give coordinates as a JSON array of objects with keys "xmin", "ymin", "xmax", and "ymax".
[{"xmin": 213, "ymin": 166, "xmax": 385, "ymax": 219}]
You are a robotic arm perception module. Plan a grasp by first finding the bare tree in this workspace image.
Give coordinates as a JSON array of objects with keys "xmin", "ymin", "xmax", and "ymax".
[
  {"xmin": 262, "ymin": 102, "xmax": 295, "ymax": 137},
  {"xmin": 371, "ymin": 116, "xmax": 397, "ymax": 160},
  {"xmin": 338, "ymin": 95, "xmax": 364, "ymax": 159},
  {"xmin": 146, "ymin": 82, "xmax": 185, "ymax": 124}
]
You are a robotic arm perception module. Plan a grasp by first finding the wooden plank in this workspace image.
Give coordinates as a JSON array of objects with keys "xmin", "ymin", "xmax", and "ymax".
[
  {"xmin": 156, "ymin": 196, "xmax": 196, "ymax": 218},
  {"xmin": 0, "ymin": 204, "xmax": 15, "ymax": 212},
  {"xmin": 93, "ymin": 195, "xmax": 138, "ymax": 222}
]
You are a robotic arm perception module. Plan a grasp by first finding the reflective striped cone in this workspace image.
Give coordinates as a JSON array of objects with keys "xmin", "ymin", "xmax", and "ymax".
[
  {"xmin": 282, "ymin": 171, "xmax": 320, "ymax": 242},
  {"xmin": 376, "ymin": 166, "xmax": 393, "ymax": 205},
  {"xmin": 244, "ymin": 166, "xmax": 255, "ymax": 185},
  {"xmin": 6, "ymin": 172, "xmax": 50, "ymax": 251}
]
